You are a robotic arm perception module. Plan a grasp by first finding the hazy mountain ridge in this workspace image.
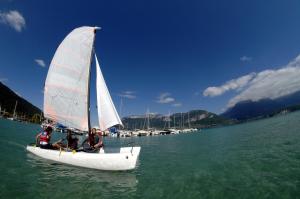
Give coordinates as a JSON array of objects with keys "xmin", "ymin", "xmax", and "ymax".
[
  {"xmin": 122, "ymin": 110, "xmax": 234, "ymax": 130},
  {"xmin": 222, "ymin": 91, "xmax": 300, "ymax": 121}
]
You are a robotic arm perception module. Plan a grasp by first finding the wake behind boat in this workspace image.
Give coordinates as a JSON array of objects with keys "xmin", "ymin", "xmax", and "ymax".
[{"xmin": 26, "ymin": 26, "xmax": 141, "ymax": 171}]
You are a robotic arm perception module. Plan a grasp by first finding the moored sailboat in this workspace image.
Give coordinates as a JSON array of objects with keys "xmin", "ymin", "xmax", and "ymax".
[{"xmin": 26, "ymin": 26, "xmax": 141, "ymax": 171}]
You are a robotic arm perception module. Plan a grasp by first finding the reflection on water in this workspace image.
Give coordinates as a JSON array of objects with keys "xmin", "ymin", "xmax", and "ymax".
[{"xmin": 26, "ymin": 153, "xmax": 138, "ymax": 198}]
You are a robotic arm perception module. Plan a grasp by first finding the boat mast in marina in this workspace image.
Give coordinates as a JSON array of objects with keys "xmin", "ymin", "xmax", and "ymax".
[
  {"xmin": 174, "ymin": 114, "xmax": 176, "ymax": 128},
  {"xmin": 180, "ymin": 112, "xmax": 183, "ymax": 129},
  {"xmin": 168, "ymin": 111, "xmax": 171, "ymax": 129},
  {"xmin": 147, "ymin": 109, "xmax": 150, "ymax": 130},
  {"xmin": 188, "ymin": 111, "xmax": 191, "ymax": 128},
  {"xmin": 142, "ymin": 108, "xmax": 150, "ymax": 130},
  {"xmin": 13, "ymin": 100, "xmax": 18, "ymax": 119},
  {"xmin": 39, "ymin": 111, "xmax": 43, "ymax": 123},
  {"xmin": 119, "ymin": 96, "xmax": 123, "ymax": 120},
  {"xmin": 8, "ymin": 101, "xmax": 18, "ymax": 120},
  {"xmin": 182, "ymin": 113, "xmax": 185, "ymax": 129}
]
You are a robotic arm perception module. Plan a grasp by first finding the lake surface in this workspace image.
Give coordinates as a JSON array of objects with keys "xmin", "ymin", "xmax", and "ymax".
[{"xmin": 0, "ymin": 112, "xmax": 300, "ymax": 198}]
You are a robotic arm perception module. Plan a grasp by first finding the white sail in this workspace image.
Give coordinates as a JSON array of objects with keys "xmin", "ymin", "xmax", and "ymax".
[
  {"xmin": 95, "ymin": 55, "xmax": 123, "ymax": 131},
  {"xmin": 44, "ymin": 26, "xmax": 96, "ymax": 131}
]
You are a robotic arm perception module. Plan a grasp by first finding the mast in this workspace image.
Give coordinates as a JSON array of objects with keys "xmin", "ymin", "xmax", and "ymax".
[
  {"xmin": 142, "ymin": 109, "xmax": 149, "ymax": 130},
  {"xmin": 119, "ymin": 97, "xmax": 123, "ymax": 119},
  {"xmin": 168, "ymin": 111, "xmax": 171, "ymax": 129},
  {"xmin": 40, "ymin": 111, "xmax": 43, "ymax": 123},
  {"xmin": 119, "ymin": 97, "xmax": 123, "ymax": 129},
  {"xmin": 180, "ymin": 112, "xmax": 182, "ymax": 129},
  {"xmin": 182, "ymin": 113, "xmax": 185, "ymax": 128},
  {"xmin": 147, "ymin": 108, "xmax": 150, "ymax": 130},
  {"xmin": 13, "ymin": 100, "xmax": 18, "ymax": 118},
  {"xmin": 173, "ymin": 114, "xmax": 176, "ymax": 128},
  {"xmin": 87, "ymin": 27, "xmax": 100, "ymax": 132},
  {"xmin": 188, "ymin": 111, "xmax": 190, "ymax": 128}
]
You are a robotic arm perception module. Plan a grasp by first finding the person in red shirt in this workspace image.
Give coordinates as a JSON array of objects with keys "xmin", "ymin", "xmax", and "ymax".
[{"xmin": 36, "ymin": 126, "xmax": 60, "ymax": 150}]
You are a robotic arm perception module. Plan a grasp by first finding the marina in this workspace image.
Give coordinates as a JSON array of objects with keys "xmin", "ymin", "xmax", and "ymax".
[{"xmin": 117, "ymin": 128, "xmax": 199, "ymax": 137}]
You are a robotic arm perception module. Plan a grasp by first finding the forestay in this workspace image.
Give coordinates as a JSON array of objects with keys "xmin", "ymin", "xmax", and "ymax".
[
  {"xmin": 44, "ymin": 27, "xmax": 95, "ymax": 131},
  {"xmin": 95, "ymin": 55, "xmax": 123, "ymax": 131}
]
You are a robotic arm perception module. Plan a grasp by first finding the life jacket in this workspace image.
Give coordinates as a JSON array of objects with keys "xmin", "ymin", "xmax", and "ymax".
[{"xmin": 40, "ymin": 131, "xmax": 50, "ymax": 145}]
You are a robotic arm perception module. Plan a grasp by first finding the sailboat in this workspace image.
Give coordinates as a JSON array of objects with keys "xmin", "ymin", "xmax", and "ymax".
[
  {"xmin": 26, "ymin": 26, "xmax": 141, "ymax": 171},
  {"xmin": 167, "ymin": 112, "xmax": 180, "ymax": 134},
  {"xmin": 135, "ymin": 109, "xmax": 152, "ymax": 136},
  {"xmin": 8, "ymin": 100, "xmax": 18, "ymax": 121}
]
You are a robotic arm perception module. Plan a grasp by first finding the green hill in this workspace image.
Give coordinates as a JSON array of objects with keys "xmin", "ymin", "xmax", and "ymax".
[{"xmin": 0, "ymin": 82, "xmax": 42, "ymax": 123}]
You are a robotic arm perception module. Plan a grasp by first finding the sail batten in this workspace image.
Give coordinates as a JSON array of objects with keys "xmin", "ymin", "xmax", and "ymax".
[
  {"xmin": 96, "ymin": 55, "xmax": 123, "ymax": 131},
  {"xmin": 44, "ymin": 27, "xmax": 96, "ymax": 131}
]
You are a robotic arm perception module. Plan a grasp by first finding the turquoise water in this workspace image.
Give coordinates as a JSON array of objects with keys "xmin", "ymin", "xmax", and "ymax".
[{"xmin": 1, "ymin": 112, "xmax": 300, "ymax": 198}]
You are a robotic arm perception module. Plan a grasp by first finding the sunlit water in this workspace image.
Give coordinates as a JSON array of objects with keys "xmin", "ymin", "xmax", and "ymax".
[{"xmin": 1, "ymin": 112, "xmax": 300, "ymax": 198}]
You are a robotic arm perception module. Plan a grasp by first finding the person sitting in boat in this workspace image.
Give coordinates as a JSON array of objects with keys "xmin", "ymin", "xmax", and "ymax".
[
  {"xmin": 82, "ymin": 128, "xmax": 104, "ymax": 152},
  {"xmin": 66, "ymin": 129, "xmax": 78, "ymax": 150},
  {"xmin": 36, "ymin": 126, "xmax": 60, "ymax": 150},
  {"xmin": 89, "ymin": 128, "xmax": 104, "ymax": 149}
]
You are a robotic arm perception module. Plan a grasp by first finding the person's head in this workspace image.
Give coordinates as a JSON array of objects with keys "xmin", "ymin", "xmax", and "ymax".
[
  {"xmin": 45, "ymin": 126, "xmax": 53, "ymax": 134},
  {"xmin": 91, "ymin": 128, "xmax": 96, "ymax": 134}
]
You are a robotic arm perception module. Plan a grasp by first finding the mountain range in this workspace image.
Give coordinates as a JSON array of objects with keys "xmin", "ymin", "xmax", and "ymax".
[
  {"xmin": 2, "ymin": 80, "xmax": 300, "ymax": 127},
  {"xmin": 122, "ymin": 110, "xmax": 234, "ymax": 129},
  {"xmin": 222, "ymin": 91, "xmax": 300, "ymax": 121}
]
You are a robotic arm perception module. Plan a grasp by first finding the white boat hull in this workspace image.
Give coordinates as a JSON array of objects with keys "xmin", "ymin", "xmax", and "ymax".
[{"xmin": 26, "ymin": 146, "xmax": 141, "ymax": 171}]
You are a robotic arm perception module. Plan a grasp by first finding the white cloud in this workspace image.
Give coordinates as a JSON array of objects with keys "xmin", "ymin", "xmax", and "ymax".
[
  {"xmin": 172, "ymin": 103, "xmax": 182, "ymax": 107},
  {"xmin": 0, "ymin": 10, "xmax": 25, "ymax": 32},
  {"xmin": 156, "ymin": 92, "xmax": 175, "ymax": 104},
  {"xmin": 240, "ymin": 56, "xmax": 252, "ymax": 62},
  {"xmin": 118, "ymin": 91, "xmax": 136, "ymax": 99},
  {"xmin": 204, "ymin": 54, "xmax": 300, "ymax": 109},
  {"xmin": 35, "ymin": 59, "xmax": 46, "ymax": 67},
  {"xmin": 228, "ymin": 57, "xmax": 300, "ymax": 107},
  {"xmin": 203, "ymin": 73, "xmax": 256, "ymax": 97}
]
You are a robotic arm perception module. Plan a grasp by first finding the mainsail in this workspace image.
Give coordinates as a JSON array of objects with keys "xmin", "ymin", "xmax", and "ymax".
[
  {"xmin": 44, "ymin": 27, "xmax": 96, "ymax": 131},
  {"xmin": 95, "ymin": 55, "xmax": 123, "ymax": 131}
]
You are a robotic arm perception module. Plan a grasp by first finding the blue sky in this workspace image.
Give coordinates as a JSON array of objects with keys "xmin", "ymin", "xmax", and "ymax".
[{"xmin": 1, "ymin": 0, "xmax": 300, "ymax": 125}]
